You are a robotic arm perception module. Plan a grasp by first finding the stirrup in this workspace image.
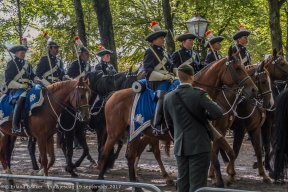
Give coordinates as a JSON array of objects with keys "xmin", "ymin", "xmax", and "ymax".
[
  {"xmin": 152, "ymin": 125, "xmax": 169, "ymax": 136},
  {"xmin": 12, "ymin": 127, "xmax": 21, "ymax": 134}
]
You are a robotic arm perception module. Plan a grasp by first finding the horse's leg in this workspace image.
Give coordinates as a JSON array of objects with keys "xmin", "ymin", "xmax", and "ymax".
[
  {"xmin": 73, "ymin": 128, "xmax": 89, "ymax": 168},
  {"xmin": 5, "ymin": 135, "xmax": 17, "ymax": 169},
  {"xmin": 126, "ymin": 136, "xmax": 143, "ymax": 191},
  {"xmin": 150, "ymin": 138, "xmax": 174, "ymax": 185},
  {"xmin": 214, "ymin": 137, "xmax": 236, "ymax": 186},
  {"xmin": 249, "ymin": 129, "xmax": 271, "ymax": 183},
  {"xmin": 209, "ymin": 146, "xmax": 224, "ymax": 188},
  {"xmin": 0, "ymin": 134, "xmax": 14, "ymax": 185},
  {"xmin": 37, "ymin": 137, "xmax": 48, "ymax": 177},
  {"xmin": 65, "ymin": 131, "xmax": 78, "ymax": 177},
  {"xmin": 46, "ymin": 136, "xmax": 55, "ymax": 170},
  {"xmin": 28, "ymin": 137, "xmax": 40, "ymax": 170},
  {"xmin": 219, "ymin": 148, "xmax": 230, "ymax": 166},
  {"xmin": 261, "ymin": 113, "xmax": 274, "ymax": 178},
  {"xmin": 57, "ymin": 131, "xmax": 67, "ymax": 161},
  {"xmin": 115, "ymin": 138, "xmax": 123, "ymax": 159}
]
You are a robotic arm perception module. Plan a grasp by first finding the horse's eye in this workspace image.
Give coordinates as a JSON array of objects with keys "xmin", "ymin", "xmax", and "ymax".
[
  {"xmin": 235, "ymin": 67, "xmax": 240, "ymax": 71},
  {"xmin": 80, "ymin": 94, "xmax": 85, "ymax": 99},
  {"xmin": 261, "ymin": 81, "xmax": 266, "ymax": 84},
  {"xmin": 280, "ymin": 63, "xmax": 285, "ymax": 66}
]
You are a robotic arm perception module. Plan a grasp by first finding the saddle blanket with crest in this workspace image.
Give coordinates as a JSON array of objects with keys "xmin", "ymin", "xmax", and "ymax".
[
  {"xmin": 128, "ymin": 79, "xmax": 179, "ymax": 142},
  {"xmin": 0, "ymin": 84, "xmax": 44, "ymax": 126}
]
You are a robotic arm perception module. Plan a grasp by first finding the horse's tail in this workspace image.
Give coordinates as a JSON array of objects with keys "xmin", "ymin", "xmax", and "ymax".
[
  {"xmin": 163, "ymin": 140, "xmax": 171, "ymax": 157},
  {"xmin": 56, "ymin": 131, "xmax": 62, "ymax": 149},
  {"xmin": 273, "ymin": 88, "xmax": 288, "ymax": 182}
]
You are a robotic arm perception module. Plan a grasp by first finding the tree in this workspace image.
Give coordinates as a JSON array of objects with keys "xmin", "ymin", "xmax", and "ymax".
[
  {"xmin": 162, "ymin": 0, "xmax": 175, "ymax": 55},
  {"xmin": 92, "ymin": 0, "xmax": 117, "ymax": 70},
  {"xmin": 73, "ymin": 0, "xmax": 87, "ymax": 46},
  {"xmin": 267, "ymin": 0, "xmax": 286, "ymax": 52}
]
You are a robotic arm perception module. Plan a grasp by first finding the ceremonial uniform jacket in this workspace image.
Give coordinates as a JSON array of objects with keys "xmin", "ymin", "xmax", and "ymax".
[
  {"xmin": 36, "ymin": 54, "xmax": 65, "ymax": 85},
  {"xmin": 143, "ymin": 45, "xmax": 174, "ymax": 91},
  {"xmin": 67, "ymin": 59, "xmax": 91, "ymax": 79},
  {"xmin": 163, "ymin": 84, "xmax": 223, "ymax": 156},
  {"xmin": 172, "ymin": 47, "xmax": 202, "ymax": 73},
  {"xmin": 95, "ymin": 61, "xmax": 117, "ymax": 74},
  {"xmin": 232, "ymin": 44, "xmax": 251, "ymax": 66},
  {"xmin": 204, "ymin": 50, "xmax": 222, "ymax": 65},
  {"xmin": 5, "ymin": 57, "xmax": 36, "ymax": 94}
]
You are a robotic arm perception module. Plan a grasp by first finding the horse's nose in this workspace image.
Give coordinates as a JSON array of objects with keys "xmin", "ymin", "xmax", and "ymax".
[{"xmin": 82, "ymin": 114, "xmax": 90, "ymax": 122}]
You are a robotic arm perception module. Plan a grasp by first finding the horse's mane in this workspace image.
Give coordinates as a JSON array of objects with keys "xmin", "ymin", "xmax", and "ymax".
[
  {"xmin": 273, "ymin": 88, "xmax": 288, "ymax": 182},
  {"xmin": 48, "ymin": 80, "xmax": 77, "ymax": 92},
  {"xmin": 194, "ymin": 57, "xmax": 226, "ymax": 78}
]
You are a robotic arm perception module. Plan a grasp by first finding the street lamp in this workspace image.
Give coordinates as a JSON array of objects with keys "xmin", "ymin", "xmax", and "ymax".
[
  {"xmin": 186, "ymin": 14, "xmax": 209, "ymax": 39},
  {"xmin": 186, "ymin": 13, "xmax": 209, "ymax": 64}
]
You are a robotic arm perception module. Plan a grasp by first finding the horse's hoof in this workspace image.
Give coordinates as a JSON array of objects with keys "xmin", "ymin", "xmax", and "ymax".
[
  {"xmin": 8, "ymin": 179, "xmax": 14, "ymax": 186},
  {"xmin": 252, "ymin": 162, "xmax": 258, "ymax": 169},
  {"xmin": 224, "ymin": 179, "xmax": 233, "ymax": 187},
  {"xmin": 211, "ymin": 183, "xmax": 224, "ymax": 188},
  {"xmin": 37, "ymin": 169, "xmax": 44, "ymax": 176},
  {"xmin": 268, "ymin": 172, "xmax": 275, "ymax": 179},
  {"xmin": 263, "ymin": 178, "xmax": 271, "ymax": 184},
  {"xmin": 92, "ymin": 163, "xmax": 100, "ymax": 170},
  {"xmin": 71, "ymin": 173, "xmax": 78, "ymax": 178},
  {"xmin": 135, "ymin": 187, "xmax": 144, "ymax": 192},
  {"xmin": 91, "ymin": 184, "xmax": 100, "ymax": 192},
  {"xmin": 166, "ymin": 180, "xmax": 174, "ymax": 186}
]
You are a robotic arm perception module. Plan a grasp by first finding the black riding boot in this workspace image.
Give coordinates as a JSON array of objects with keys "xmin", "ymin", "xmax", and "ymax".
[
  {"xmin": 152, "ymin": 90, "xmax": 169, "ymax": 136},
  {"xmin": 12, "ymin": 96, "xmax": 25, "ymax": 134}
]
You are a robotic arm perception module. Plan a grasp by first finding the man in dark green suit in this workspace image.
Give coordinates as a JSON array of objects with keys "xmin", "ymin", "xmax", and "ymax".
[{"xmin": 163, "ymin": 64, "xmax": 223, "ymax": 192}]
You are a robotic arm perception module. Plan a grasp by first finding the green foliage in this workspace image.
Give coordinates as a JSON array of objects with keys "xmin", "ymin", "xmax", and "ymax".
[{"xmin": 0, "ymin": 0, "xmax": 287, "ymax": 77}]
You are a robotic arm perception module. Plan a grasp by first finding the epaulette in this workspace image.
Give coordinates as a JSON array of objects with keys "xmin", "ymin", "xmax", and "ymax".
[{"xmin": 194, "ymin": 87, "xmax": 205, "ymax": 91}]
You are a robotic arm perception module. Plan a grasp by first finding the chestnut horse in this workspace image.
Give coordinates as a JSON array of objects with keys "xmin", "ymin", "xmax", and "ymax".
[
  {"xmin": 93, "ymin": 47, "xmax": 258, "ymax": 191},
  {"xmin": 209, "ymin": 60, "xmax": 272, "ymax": 186},
  {"xmin": 0, "ymin": 78, "xmax": 91, "ymax": 185}
]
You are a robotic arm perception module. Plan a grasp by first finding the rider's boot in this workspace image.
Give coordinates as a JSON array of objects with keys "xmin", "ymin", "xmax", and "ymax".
[
  {"xmin": 151, "ymin": 90, "xmax": 169, "ymax": 136},
  {"xmin": 12, "ymin": 96, "xmax": 25, "ymax": 134}
]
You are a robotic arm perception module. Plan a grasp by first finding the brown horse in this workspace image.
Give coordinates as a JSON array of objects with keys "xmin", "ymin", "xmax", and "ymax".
[
  {"xmin": 93, "ymin": 47, "xmax": 258, "ymax": 191},
  {"xmin": 208, "ymin": 60, "xmax": 272, "ymax": 186},
  {"xmin": 0, "ymin": 78, "xmax": 91, "ymax": 185}
]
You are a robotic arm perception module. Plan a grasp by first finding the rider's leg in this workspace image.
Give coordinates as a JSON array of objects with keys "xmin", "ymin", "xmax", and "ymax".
[
  {"xmin": 151, "ymin": 90, "xmax": 169, "ymax": 136},
  {"xmin": 12, "ymin": 94, "xmax": 26, "ymax": 134}
]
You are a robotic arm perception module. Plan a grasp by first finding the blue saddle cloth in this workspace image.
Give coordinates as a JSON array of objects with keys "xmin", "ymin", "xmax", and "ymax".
[
  {"xmin": 0, "ymin": 84, "xmax": 44, "ymax": 126},
  {"xmin": 128, "ymin": 79, "xmax": 179, "ymax": 142}
]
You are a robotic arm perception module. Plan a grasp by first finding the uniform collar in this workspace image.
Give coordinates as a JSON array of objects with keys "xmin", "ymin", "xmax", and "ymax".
[
  {"xmin": 152, "ymin": 44, "xmax": 164, "ymax": 52},
  {"xmin": 237, "ymin": 44, "xmax": 246, "ymax": 50},
  {"xmin": 14, "ymin": 56, "xmax": 24, "ymax": 63}
]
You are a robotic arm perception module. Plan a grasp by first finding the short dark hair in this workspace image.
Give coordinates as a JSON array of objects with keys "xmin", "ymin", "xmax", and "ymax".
[{"xmin": 178, "ymin": 70, "xmax": 191, "ymax": 81}]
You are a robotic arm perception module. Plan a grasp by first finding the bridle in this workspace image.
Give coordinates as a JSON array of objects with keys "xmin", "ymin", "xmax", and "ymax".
[
  {"xmin": 270, "ymin": 56, "xmax": 288, "ymax": 95},
  {"xmin": 194, "ymin": 55, "xmax": 251, "ymax": 95},
  {"xmin": 254, "ymin": 64, "xmax": 272, "ymax": 101}
]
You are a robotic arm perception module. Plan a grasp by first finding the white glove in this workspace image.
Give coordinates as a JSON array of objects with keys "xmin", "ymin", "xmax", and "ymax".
[
  {"xmin": 63, "ymin": 75, "xmax": 72, "ymax": 80},
  {"xmin": 162, "ymin": 73, "xmax": 174, "ymax": 81},
  {"xmin": 19, "ymin": 83, "xmax": 28, "ymax": 90}
]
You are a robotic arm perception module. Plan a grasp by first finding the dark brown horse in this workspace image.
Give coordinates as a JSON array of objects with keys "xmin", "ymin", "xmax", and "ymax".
[
  {"xmin": 93, "ymin": 47, "xmax": 258, "ymax": 191},
  {"xmin": 209, "ymin": 60, "xmax": 272, "ymax": 186},
  {"xmin": 0, "ymin": 79, "xmax": 91, "ymax": 185}
]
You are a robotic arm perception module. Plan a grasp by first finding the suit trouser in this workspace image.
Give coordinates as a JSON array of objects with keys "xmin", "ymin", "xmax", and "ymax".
[{"xmin": 176, "ymin": 152, "xmax": 210, "ymax": 192}]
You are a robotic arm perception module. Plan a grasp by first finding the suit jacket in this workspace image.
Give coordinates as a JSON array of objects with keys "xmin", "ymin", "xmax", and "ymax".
[
  {"xmin": 163, "ymin": 84, "xmax": 223, "ymax": 156},
  {"xmin": 172, "ymin": 47, "xmax": 202, "ymax": 73},
  {"xmin": 204, "ymin": 50, "xmax": 222, "ymax": 65}
]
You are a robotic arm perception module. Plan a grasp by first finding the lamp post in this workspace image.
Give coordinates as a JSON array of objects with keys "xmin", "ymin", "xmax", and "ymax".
[{"xmin": 186, "ymin": 13, "xmax": 209, "ymax": 64}]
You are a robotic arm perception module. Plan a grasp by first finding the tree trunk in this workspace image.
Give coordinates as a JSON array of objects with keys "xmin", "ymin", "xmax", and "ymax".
[
  {"xmin": 73, "ymin": 0, "xmax": 87, "ymax": 46},
  {"xmin": 92, "ymin": 0, "xmax": 117, "ymax": 71},
  {"xmin": 16, "ymin": 0, "xmax": 22, "ymax": 44},
  {"xmin": 267, "ymin": 0, "xmax": 285, "ymax": 52},
  {"xmin": 162, "ymin": 0, "xmax": 175, "ymax": 55}
]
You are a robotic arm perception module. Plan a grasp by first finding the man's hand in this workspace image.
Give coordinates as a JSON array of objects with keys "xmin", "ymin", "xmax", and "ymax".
[
  {"xmin": 19, "ymin": 83, "xmax": 28, "ymax": 90},
  {"xmin": 63, "ymin": 75, "xmax": 72, "ymax": 81},
  {"xmin": 162, "ymin": 73, "xmax": 174, "ymax": 81}
]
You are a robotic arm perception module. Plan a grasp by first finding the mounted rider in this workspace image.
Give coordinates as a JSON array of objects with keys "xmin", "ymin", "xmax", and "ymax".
[
  {"xmin": 66, "ymin": 36, "xmax": 90, "ymax": 79},
  {"xmin": 5, "ymin": 38, "xmax": 39, "ymax": 134},
  {"xmin": 36, "ymin": 32, "xmax": 66, "ymax": 85},
  {"xmin": 204, "ymin": 30, "xmax": 224, "ymax": 65},
  {"xmin": 172, "ymin": 32, "xmax": 202, "ymax": 73},
  {"xmin": 143, "ymin": 21, "xmax": 176, "ymax": 136},
  {"xmin": 94, "ymin": 45, "xmax": 117, "ymax": 74},
  {"xmin": 232, "ymin": 24, "xmax": 251, "ymax": 66}
]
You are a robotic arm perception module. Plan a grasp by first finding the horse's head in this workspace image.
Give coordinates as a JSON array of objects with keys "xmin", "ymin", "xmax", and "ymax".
[
  {"xmin": 70, "ymin": 78, "xmax": 91, "ymax": 122},
  {"xmin": 245, "ymin": 61, "xmax": 272, "ymax": 109},
  {"xmin": 264, "ymin": 48, "xmax": 288, "ymax": 82},
  {"xmin": 87, "ymin": 70, "xmax": 116, "ymax": 99},
  {"xmin": 222, "ymin": 46, "xmax": 258, "ymax": 99}
]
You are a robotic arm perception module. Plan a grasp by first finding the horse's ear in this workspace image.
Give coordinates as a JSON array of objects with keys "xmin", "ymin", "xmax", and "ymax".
[
  {"xmin": 259, "ymin": 60, "xmax": 265, "ymax": 71},
  {"xmin": 277, "ymin": 50, "xmax": 282, "ymax": 56},
  {"xmin": 228, "ymin": 46, "xmax": 233, "ymax": 59},
  {"xmin": 128, "ymin": 66, "xmax": 132, "ymax": 75},
  {"xmin": 273, "ymin": 48, "xmax": 277, "ymax": 58},
  {"xmin": 102, "ymin": 64, "xmax": 108, "ymax": 75}
]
